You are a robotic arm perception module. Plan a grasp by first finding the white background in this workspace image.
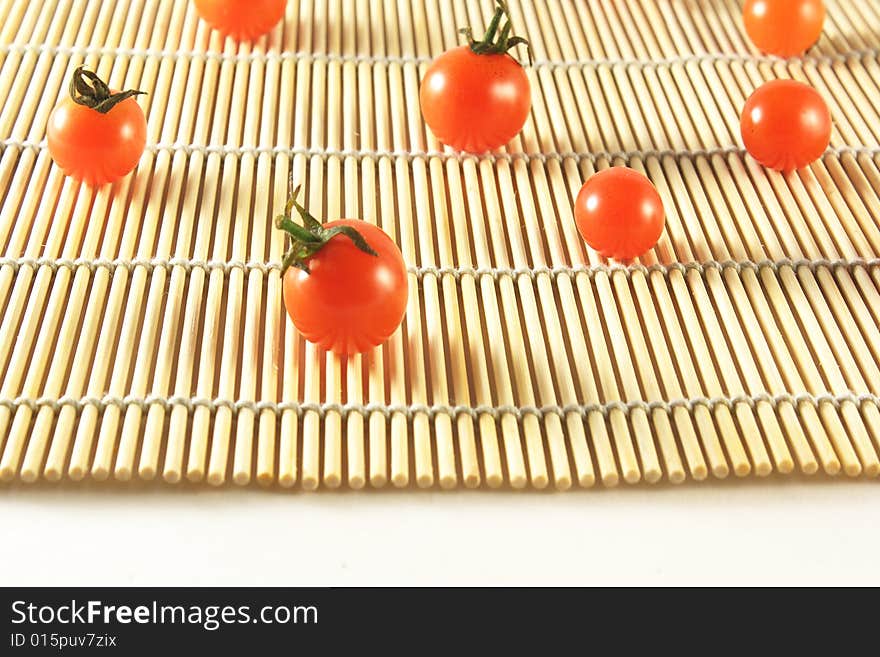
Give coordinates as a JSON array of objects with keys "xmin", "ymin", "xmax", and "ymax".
[{"xmin": 2, "ymin": 478, "xmax": 879, "ymax": 586}]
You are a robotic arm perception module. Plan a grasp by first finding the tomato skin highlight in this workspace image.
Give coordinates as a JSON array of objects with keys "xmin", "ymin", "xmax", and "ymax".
[
  {"xmin": 740, "ymin": 79, "xmax": 831, "ymax": 172},
  {"xmin": 419, "ymin": 46, "xmax": 531, "ymax": 153},
  {"xmin": 47, "ymin": 94, "xmax": 147, "ymax": 187},
  {"xmin": 282, "ymin": 220, "xmax": 408, "ymax": 355},
  {"xmin": 574, "ymin": 168, "xmax": 665, "ymax": 261},
  {"xmin": 193, "ymin": 0, "xmax": 287, "ymax": 41},
  {"xmin": 743, "ymin": 0, "xmax": 825, "ymax": 57}
]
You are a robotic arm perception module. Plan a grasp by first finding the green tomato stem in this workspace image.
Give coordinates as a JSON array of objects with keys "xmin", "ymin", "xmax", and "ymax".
[
  {"xmin": 276, "ymin": 178, "xmax": 378, "ymax": 275},
  {"xmin": 461, "ymin": 0, "xmax": 532, "ymax": 64},
  {"xmin": 69, "ymin": 66, "xmax": 146, "ymax": 114}
]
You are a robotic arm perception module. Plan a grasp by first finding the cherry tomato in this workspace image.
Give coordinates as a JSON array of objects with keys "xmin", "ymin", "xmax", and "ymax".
[
  {"xmin": 277, "ymin": 190, "xmax": 408, "ymax": 355},
  {"xmin": 47, "ymin": 67, "xmax": 147, "ymax": 187},
  {"xmin": 740, "ymin": 79, "xmax": 831, "ymax": 171},
  {"xmin": 743, "ymin": 0, "xmax": 825, "ymax": 57},
  {"xmin": 194, "ymin": 0, "xmax": 287, "ymax": 41},
  {"xmin": 419, "ymin": 2, "xmax": 531, "ymax": 153},
  {"xmin": 574, "ymin": 168, "xmax": 665, "ymax": 261}
]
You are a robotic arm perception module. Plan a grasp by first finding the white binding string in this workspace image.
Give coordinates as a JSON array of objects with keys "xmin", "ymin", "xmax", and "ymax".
[
  {"xmin": 0, "ymin": 256, "xmax": 877, "ymax": 280},
  {"xmin": 1, "ymin": 391, "xmax": 877, "ymax": 421},
  {"xmin": 1, "ymin": 41, "xmax": 878, "ymax": 70},
  {"xmin": 1, "ymin": 137, "xmax": 878, "ymax": 166}
]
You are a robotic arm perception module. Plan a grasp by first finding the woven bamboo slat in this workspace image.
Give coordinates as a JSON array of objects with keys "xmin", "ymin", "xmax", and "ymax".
[{"xmin": 0, "ymin": 0, "xmax": 879, "ymax": 490}]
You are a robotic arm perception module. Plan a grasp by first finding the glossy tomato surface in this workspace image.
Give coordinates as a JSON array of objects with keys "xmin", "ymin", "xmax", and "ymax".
[
  {"xmin": 282, "ymin": 220, "xmax": 408, "ymax": 355},
  {"xmin": 419, "ymin": 45, "xmax": 531, "ymax": 153},
  {"xmin": 194, "ymin": 0, "xmax": 287, "ymax": 41},
  {"xmin": 743, "ymin": 0, "xmax": 825, "ymax": 56},
  {"xmin": 574, "ymin": 168, "xmax": 665, "ymax": 261},
  {"xmin": 47, "ymin": 95, "xmax": 147, "ymax": 186},
  {"xmin": 740, "ymin": 79, "xmax": 831, "ymax": 171}
]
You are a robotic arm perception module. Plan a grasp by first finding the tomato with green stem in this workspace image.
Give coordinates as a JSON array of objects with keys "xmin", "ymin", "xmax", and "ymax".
[
  {"xmin": 47, "ymin": 67, "xmax": 147, "ymax": 187},
  {"xmin": 276, "ymin": 183, "xmax": 408, "ymax": 355},
  {"xmin": 193, "ymin": 0, "xmax": 287, "ymax": 41},
  {"xmin": 419, "ymin": 0, "xmax": 532, "ymax": 153}
]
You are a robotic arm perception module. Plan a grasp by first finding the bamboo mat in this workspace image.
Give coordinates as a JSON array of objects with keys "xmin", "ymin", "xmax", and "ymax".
[{"xmin": 0, "ymin": 0, "xmax": 879, "ymax": 491}]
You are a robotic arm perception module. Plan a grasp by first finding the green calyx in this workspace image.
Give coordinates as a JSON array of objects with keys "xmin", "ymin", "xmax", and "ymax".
[
  {"xmin": 460, "ymin": 0, "xmax": 532, "ymax": 64},
  {"xmin": 69, "ymin": 66, "xmax": 146, "ymax": 114},
  {"xmin": 275, "ymin": 180, "xmax": 378, "ymax": 275}
]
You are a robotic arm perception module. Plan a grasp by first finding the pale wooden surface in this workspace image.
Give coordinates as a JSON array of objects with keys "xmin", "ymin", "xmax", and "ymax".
[{"xmin": 0, "ymin": 0, "xmax": 879, "ymax": 490}]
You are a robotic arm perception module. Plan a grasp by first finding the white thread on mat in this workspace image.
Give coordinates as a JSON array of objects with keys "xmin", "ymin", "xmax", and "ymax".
[
  {"xmin": 1, "ymin": 256, "xmax": 878, "ymax": 280},
  {"xmin": 1, "ymin": 391, "xmax": 877, "ymax": 421},
  {"xmin": 2, "ymin": 137, "xmax": 878, "ymax": 167},
  {"xmin": 411, "ymin": 258, "xmax": 880, "ymax": 280},
  {"xmin": 0, "ymin": 255, "xmax": 284, "ymax": 275},
  {"xmin": 0, "ymin": 137, "xmax": 742, "ymax": 163},
  {"xmin": 2, "ymin": 41, "xmax": 878, "ymax": 70}
]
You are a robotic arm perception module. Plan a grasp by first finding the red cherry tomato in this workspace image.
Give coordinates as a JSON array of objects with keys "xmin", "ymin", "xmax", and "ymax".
[
  {"xmin": 743, "ymin": 0, "xmax": 825, "ymax": 57},
  {"xmin": 281, "ymin": 219, "xmax": 408, "ymax": 355},
  {"xmin": 420, "ymin": 46, "xmax": 530, "ymax": 153},
  {"xmin": 574, "ymin": 168, "xmax": 665, "ymax": 261},
  {"xmin": 740, "ymin": 79, "xmax": 831, "ymax": 171},
  {"xmin": 47, "ymin": 68, "xmax": 147, "ymax": 187},
  {"xmin": 193, "ymin": 0, "xmax": 287, "ymax": 41},
  {"xmin": 419, "ymin": 2, "xmax": 531, "ymax": 153}
]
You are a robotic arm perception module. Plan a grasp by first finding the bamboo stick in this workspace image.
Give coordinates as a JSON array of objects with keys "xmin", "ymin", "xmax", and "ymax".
[
  {"xmin": 135, "ymin": 16, "xmax": 206, "ymax": 482},
  {"xmin": 185, "ymin": 27, "xmax": 239, "ymax": 483},
  {"xmin": 114, "ymin": 1, "xmax": 187, "ymax": 481}
]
